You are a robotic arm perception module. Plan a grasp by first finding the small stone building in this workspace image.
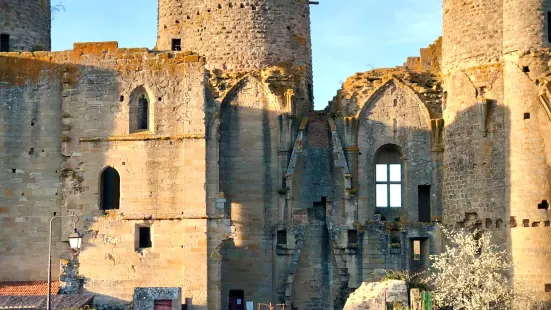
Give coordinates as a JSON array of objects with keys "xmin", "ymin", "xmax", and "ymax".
[{"xmin": 0, "ymin": 0, "xmax": 550, "ymax": 309}]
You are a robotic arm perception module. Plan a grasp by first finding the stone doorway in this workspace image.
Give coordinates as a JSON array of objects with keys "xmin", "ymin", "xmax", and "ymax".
[{"xmin": 228, "ymin": 290, "xmax": 245, "ymax": 310}]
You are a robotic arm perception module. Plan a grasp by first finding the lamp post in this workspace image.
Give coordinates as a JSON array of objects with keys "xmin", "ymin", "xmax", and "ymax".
[{"xmin": 47, "ymin": 215, "xmax": 82, "ymax": 310}]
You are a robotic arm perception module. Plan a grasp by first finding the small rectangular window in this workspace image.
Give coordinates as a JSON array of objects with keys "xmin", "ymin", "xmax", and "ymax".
[
  {"xmin": 348, "ymin": 230, "xmax": 358, "ymax": 245},
  {"xmin": 139, "ymin": 227, "xmax": 152, "ymax": 249},
  {"xmin": 277, "ymin": 230, "xmax": 287, "ymax": 245},
  {"xmin": 171, "ymin": 38, "xmax": 182, "ymax": 51},
  {"xmin": 546, "ymin": 284, "xmax": 551, "ymax": 293},
  {"xmin": 0, "ymin": 34, "xmax": 9, "ymax": 52}
]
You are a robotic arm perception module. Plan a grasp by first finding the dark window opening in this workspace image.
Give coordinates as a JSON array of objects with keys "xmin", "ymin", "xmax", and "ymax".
[
  {"xmin": 138, "ymin": 94, "xmax": 149, "ymax": 130},
  {"xmin": 523, "ymin": 219, "xmax": 530, "ymax": 227},
  {"xmin": 522, "ymin": 66, "xmax": 530, "ymax": 73},
  {"xmin": 100, "ymin": 167, "xmax": 120, "ymax": 211},
  {"xmin": 307, "ymin": 83, "xmax": 313, "ymax": 104},
  {"xmin": 524, "ymin": 113, "xmax": 531, "ymax": 120},
  {"xmin": 228, "ymin": 290, "xmax": 244, "ymax": 310},
  {"xmin": 277, "ymin": 230, "xmax": 287, "ymax": 245},
  {"xmin": 546, "ymin": 284, "xmax": 551, "ymax": 293},
  {"xmin": 418, "ymin": 185, "xmax": 431, "ymax": 223},
  {"xmin": 11, "ymin": 169, "xmax": 15, "ymax": 173},
  {"xmin": 538, "ymin": 200, "xmax": 549, "ymax": 210},
  {"xmin": 120, "ymin": 95, "xmax": 124, "ymax": 102},
  {"xmin": 171, "ymin": 38, "xmax": 182, "ymax": 51},
  {"xmin": 348, "ymin": 230, "xmax": 358, "ymax": 245},
  {"xmin": 548, "ymin": 12, "xmax": 551, "ymax": 43},
  {"xmin": 0, "ymin": 34, "xmax": 9, "ymax": 52},
  {"xmin": 139, "ymin": 226, "xmax": 152, "ymax": 248},
  {"xmin": 485, "ymin": 218, "xmax": 493, "ymax": 229}
]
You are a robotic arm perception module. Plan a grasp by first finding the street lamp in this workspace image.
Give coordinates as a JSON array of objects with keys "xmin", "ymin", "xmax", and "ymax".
[{"xmin": 47, "ymin": 215, "xmax": 82, "ymax": 310}]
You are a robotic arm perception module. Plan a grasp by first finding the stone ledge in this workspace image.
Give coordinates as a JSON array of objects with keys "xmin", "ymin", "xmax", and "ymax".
[{"xmin": 79, "ymin": 134, "xmax": 206, "ymax": 142}]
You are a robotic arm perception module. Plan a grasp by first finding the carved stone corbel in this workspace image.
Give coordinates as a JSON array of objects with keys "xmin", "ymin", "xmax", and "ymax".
[
  {"xmin": 476, "ymin": 98, "xmax": 491, "ymax": 136},
  {"xmin": 430, "ymin": 118, "xmax": 444, "ymax": 152},
  {"xmin": 538, "ymin": 83, "xmax": 551, "ymax": 122}
]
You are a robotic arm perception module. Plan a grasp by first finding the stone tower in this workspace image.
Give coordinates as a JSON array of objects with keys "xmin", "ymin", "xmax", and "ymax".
[
  {"xmin": 442, "ymin": 0, "xmax": 551, "ymax": 300},
  {"xmin": 0, "ymin": 0, "xmax": 51, "ymax": 51},
  {"xmin": 156, "ymin": 0, "xmax": 314, "ymax": 112}
]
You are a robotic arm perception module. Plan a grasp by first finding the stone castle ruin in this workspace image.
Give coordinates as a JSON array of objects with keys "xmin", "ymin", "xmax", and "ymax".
[{"xmin": 0, "ymin": 0, "xmax": 550, "ymax": 309}]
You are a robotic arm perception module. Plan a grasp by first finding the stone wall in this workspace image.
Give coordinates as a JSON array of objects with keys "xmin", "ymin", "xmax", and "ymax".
[
  {"xmin": 0, "ymin": 0, "xmax": 51, "ymax": 51},
  {"xmin": 327, "ymin": 65, "xmax": 443, "ymax": 296},
  {"xmin": 218, "ymin": 77, "xmax": 282, "ymax": 307},
  {"xmin": 0, "ymin": 43, "xmax": 216, "ymax": 309},
  {"xmin": 0, "ymin": 53, "xmax": 63, "ymax": 281}
]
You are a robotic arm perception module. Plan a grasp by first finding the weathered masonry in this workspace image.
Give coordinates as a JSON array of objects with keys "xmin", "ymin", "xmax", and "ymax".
[{"xmin": 0, "ymin": 0, "xmax": 550, "ymax": 309}]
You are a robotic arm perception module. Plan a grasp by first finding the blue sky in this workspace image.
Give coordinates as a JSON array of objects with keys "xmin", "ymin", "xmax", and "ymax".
[{"xmin": 51, "ymin": 0, "xmax": 442, "ymax": 110}]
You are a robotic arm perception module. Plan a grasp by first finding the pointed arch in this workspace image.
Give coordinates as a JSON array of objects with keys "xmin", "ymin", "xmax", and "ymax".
[
  {"xmin": 356, "ymin": 79, "xmax": 432, "ymax": 130},
  {"xmin": 100, "ymin": 166, "xmax": 120, "ymax": 211},
  {"xmin": 220, "ymin": 75, "xmax": 281, "ymax": 113}
]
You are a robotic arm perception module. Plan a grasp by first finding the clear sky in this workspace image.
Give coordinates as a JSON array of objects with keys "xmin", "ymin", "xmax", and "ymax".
[{"xmin": 51, "ymin": 0, "xmax": 442, "ymax": 110}]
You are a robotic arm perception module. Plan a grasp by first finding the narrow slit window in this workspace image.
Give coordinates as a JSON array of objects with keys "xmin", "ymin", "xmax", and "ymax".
[
  {"xmin": 138, "ymin": 94, "xmax": 149, "ymax": 130},
  {"xmin": 413, "ymin": 240, "xmax": 421, "ymax": 261},
  {"xmin": 548, "ymin": 12, "xmax": 551, "ymax": 43},
  {"xmin": 418, "ymin": 185, "xmax": 431, "ymax": 223},
  {"xmin": 375, "ymin": 145, "xmax": 402, "ymax": 208},
  {"xmin": 0, "ymin": 34, "xmax": 9, "ymax": 52},
  {"xmin": 171, "ymin": 38, "xmax": 182, "ymax": 51}
]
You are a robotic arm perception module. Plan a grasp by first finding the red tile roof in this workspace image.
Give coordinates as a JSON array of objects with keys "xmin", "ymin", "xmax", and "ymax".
[{"xmin": 0, "ymin": 281, "xmax": 60, "ymax": 296}]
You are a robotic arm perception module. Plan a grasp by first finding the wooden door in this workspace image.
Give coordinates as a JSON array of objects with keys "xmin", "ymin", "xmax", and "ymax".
[{"xmin": 154, "ymin": 300, "xmax": 172, "ymax": 310}]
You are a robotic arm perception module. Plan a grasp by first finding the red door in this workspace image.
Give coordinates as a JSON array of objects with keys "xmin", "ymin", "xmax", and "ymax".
[
  {"xmin": 154, "ymin": 300, "xmax": 172, "ymax": 310},
  {"xmin": 228, "ymin": 290, "xmax": 245, "ymax": 310}
]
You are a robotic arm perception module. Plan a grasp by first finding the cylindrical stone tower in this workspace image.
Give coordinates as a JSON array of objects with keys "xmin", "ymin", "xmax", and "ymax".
[
  {"xmin": 0, "ymin": 0, "xmax": 51, "ymax": 51},
  {"xmin": 503, "ymin": 0, "xmax": 551, "ymax": 300},
  {"xmin": 441, "ymin": 0, "xmax": 507, "ymax": 228},
  {"xmin": 156, "ymin": 0, "xmax": 312, "ymax": 80}
]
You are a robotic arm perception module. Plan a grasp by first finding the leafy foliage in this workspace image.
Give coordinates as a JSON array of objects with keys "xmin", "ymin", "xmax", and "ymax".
[{"xmin": 51, "ymin": 2, "xmax": 65, "ymax": 21}]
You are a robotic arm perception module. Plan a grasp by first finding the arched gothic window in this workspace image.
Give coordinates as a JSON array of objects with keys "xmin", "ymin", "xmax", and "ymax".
[
  {"xmin": 100, "ymin": 167, "xmax": 120, "ymax": 211},
  {"xmin": 129, "ymin": 87, "xmax": 151, "ymax": 133},
  {"xmin": 138, "ymin": 94, "xmax": 149, "ymax": 130},
  {"xmin": 375, "ymin": 145, "xmax": 402, "ymax": 208}
]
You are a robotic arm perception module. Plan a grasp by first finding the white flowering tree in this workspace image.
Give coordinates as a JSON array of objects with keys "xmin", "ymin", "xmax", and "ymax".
[{"xmin": 426, "ymin": 228, "xmax": 543, "ymax": 310}]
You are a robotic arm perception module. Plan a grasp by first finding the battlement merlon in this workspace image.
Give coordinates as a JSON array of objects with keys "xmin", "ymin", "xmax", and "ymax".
[
  {"xmin": 0, "ymin": 41, "xmax": 206, "ymax": 67},
  {"xmin": 402, "ymin": 37, "xmax": 442, "ymax": 72}
]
